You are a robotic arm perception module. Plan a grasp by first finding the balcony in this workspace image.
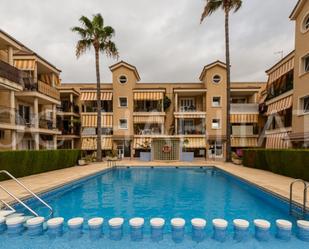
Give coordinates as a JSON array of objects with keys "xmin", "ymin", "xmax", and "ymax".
[
  {"xmin": 134, "ymin": 123, "xmax": 163, "ymax": 135},
  {"xmin": 230, "ymin": 103, "xmax": 259, "ymax": 113},
  {"xmin": 57, "ymin": 103, "xmax": 80, "ymax": 114},
  {"xmin": 23, "ymin": 79, "xmax": 60, "ymax": 100},
  {"xmin": 0, "ymin": 60, "xmax": 23, "ymax": 85},
  {"xmin": 15, "ymin": 114, "xmax": 55, "ymax": 130}
]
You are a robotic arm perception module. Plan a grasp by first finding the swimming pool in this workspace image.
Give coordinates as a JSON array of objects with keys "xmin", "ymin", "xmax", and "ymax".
[{"xmin": 1, "ymin": 167, "xmax": 308, "ymax": 248}]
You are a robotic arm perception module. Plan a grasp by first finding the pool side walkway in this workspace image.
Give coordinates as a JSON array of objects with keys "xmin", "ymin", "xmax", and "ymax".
[{"xmin": 0, "ymin": 160, "xmax": 308, "ymax": 209}]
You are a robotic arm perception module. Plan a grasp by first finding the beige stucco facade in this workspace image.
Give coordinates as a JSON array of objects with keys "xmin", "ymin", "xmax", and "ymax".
[{"xmin": 60, "ymin": 60, "xmax": 264, "ymax": 161}]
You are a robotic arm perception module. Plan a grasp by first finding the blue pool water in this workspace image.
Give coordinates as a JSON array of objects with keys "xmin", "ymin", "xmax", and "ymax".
[{"xmin": 1, "ymin": 167, "xmax": 308, "ymax": 248}]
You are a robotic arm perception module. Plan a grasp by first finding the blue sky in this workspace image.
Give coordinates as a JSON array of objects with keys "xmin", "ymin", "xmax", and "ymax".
[{"xmin": 1, "ymin": 0, "xmax": 298, "ymax": 83}]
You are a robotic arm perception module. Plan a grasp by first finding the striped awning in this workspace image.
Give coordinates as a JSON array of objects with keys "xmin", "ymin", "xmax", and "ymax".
[
  {"xmin": 230, "ymin": 114, "xmax": 259, "ymax": 123},
  {"xmin": 81, "ymin": 114, "xmax": 113, "ymax": 128},
  {"xmin": 231, "ymin": 137, "xmax": 258, "ymax": 147},
  {"xmin": 133, "ymin": 116, "xmax": 164, "ymax": 124},
  {"xmin": 81, "ymin": 137, "xmax": 112, "ymax": 150},
  {"xmin": 266, "ymin": 95, "xmax": 293, "ymax": 115},
  {"xmin": 13, "ymin": 59, "xmax": 35, "ymax": 71},
  {"xmin": 182, "ymin": 137, "xmax": 206, "ymax": 148},
  {"xmin": 134, "ymin": 92, "xmax": 163, "ymax": 101},
  {"xmin": 266, "ymin": 132, "xmax": 292, "ymax": 149},
  {"xmin": 80, "ymin": 92, "xmax": 113, "ymax": 101},
  {"xmin": 133, "ymin": 137, "xmax": 152, "ymax": 149},
  {"xmin": 268, "ymin": 57, "xmax": 294, "ymax": 84}
]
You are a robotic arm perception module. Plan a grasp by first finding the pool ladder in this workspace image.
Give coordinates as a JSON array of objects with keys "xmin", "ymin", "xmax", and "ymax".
[
  {"xmin": 289, "ymin": 179, "xmax": 308, "ymax": 219},
  {"xmin": 0, "ymin": 170, "xmax": 53, "ymax": 218}
]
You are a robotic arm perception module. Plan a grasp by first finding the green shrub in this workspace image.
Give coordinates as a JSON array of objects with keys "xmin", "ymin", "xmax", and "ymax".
[
  {"xmin": 243, "ymin": 149, "xmax": 309, "ymax": 181},
  {"xmin": 0, "ymin": 149, "xmax": 81, "ymax": 180}
]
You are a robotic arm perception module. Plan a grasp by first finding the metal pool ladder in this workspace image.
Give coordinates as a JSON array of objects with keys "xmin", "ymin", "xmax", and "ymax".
[
  {"xmin": 289, "ymin": 179, "xmax": 308, "ymax": 218},
  {"xmin": 0, "ymin": 170, "xmax": 53, "ymax": 218}
]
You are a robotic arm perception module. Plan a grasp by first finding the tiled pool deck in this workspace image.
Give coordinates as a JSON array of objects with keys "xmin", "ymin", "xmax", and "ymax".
[{"xmin": 0, "ymin": 160, "xmax": 308, "ymax": 209}]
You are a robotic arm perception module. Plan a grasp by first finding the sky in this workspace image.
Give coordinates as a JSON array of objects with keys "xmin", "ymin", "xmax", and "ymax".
[{"xmin": 1, "ymin": 0, "xmax": 298, "ymax": 83}]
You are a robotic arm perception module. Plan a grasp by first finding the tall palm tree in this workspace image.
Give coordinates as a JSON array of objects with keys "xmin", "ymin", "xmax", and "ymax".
[
  {"xmin": 72, "ymin": 14, "xmax": 118, "ymax": 162},
  {"xmin": 201, "ymin": 0, "xmax": 242, "ymax": 162}
]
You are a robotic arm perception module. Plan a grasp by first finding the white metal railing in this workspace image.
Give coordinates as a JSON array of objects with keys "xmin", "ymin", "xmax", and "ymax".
[
  {"xmin": 0, "ymin": 170, "xmax": 53, "ymax": 218},
  {"xmin": 289, "ymin": 179, "xmax": 308, "ymax": 218}
]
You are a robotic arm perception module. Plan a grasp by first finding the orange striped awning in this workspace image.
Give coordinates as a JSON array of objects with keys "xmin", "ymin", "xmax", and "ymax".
[
  {"xmin": 231, "ymin": 137, "xmax": 258, "ymax": 147},
  {"xmin": 182, "ymin": 137, "xmax": 206, "ymax": 148},
  {"xmin": 266, "ymin": 132, "xmax": 292, "ymax": 149},
  {"xmin": 268, "ymin": 57, "xmax": 294, "ymax": 84},
  {"xmin": 230, "ymin": 114, "xmax": 259, "ymax": 123},
  {"xmin": 133, "ymin": 137, "xmax": 152, "ymax": 149},
  {"xmin": 80, "ymin": 92, "xmax": 113, "ymax": 101},
  {"xmin": 81, "ymin": 137, "xmax": 112, "ymax": 150},
  {"xmin": 133, "ymin": 116, "xmax": 164, "ymax": 124},
  {"xmin": 266, "ymin": 95, "xmax": 293, "ymax": 115},
  {"xmin": 13, "ymin": 59, "xmax": 36, "ymax": 71},
  {"xmin": 134, "ymin": 92, "xmax": 163, "ymax": 101},
  {"xmin": 81, "ymin": 114, "xmax": 113, "ymax": 128}
]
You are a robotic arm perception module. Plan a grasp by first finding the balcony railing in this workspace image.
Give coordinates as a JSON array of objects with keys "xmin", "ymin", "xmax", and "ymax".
[
  {"xmin": 230, "ymin": 103, "xmax": 259, "ymax": 113},
  {"xmin": 0, "ymin": 106, "xmax": 14, "ymax": 124},
  {"xmin": 23, "ymin": 79, "xmax": 60, "ymax": 100},
  {"xmin": 0, "ymin": 60, "xmax": 23, "ymax": 85},
  {"xmin": 39, "ymin": 118, "xmax": 54, "ymax": 130},
  {"xmin": 58, "ymin": 104, "xmax": 80, "ymax": 114}
]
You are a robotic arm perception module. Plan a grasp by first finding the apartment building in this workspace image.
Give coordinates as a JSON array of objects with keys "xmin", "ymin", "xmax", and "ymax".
[
  {"xmin": 289, "ymin": 0, "xmax": 309, "ymax": 147},
  {"xmin": 60, "ymin": 61, "xmax": 265, "ymax": 160},
  {"xmin": 0, "ymin": 30, "xmax": 61, "ymax": 151},
  {"xmin": 262, "ymin": 0, "xmax": 309, "ymax": 149}
]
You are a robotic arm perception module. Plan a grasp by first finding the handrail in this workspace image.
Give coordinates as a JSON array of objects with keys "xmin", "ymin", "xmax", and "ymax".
[
  {"xmin": 0, "ymin": 199, "xmax": 15, "ymax": 211},
  {"xmin": 289, "ymin": 179, "xmax": 308, "ymax": 217},
  {"xmin": 0, "ymin": 170, "xmax": 53, "ymax": 218},
  {"xmin": 0, "ymin": 185, "xmax": 39, "ymax": 217}
]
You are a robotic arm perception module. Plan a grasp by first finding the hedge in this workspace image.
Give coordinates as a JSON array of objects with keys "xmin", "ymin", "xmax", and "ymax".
[
  {"xmin": 243, "ymin": 149, "xmax": 309, "ymax": 181},
  {"xmin": 0, "ymin": 149, "xmax": 81, "ymax": 180}
]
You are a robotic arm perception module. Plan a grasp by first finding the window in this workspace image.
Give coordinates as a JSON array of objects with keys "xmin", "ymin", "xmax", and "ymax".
[
  {"xmin": 18, "ymin": 105, "xmax": 30, "ymax": 125},
  {"xmin": 119, "ymin": 119, "xmax": 128, "ymax": 129},
  {"xmin": 212, "ymin": 97, "xmax": 221, "ymax": 107},
  {"xmin": 302, "ymin": 55, "xmax": 309, "ymax": 73},
  {"xmin": 119, "ymin": 97, "xmax": 128, "ymax": 107},
  {"xmin": 180, "ymin": 119, "xmax": 194, "ymax": 134},
  {"xmin": 180, "ymin": 98, "xmax": 195, "ymax": 111},
  {"xmin": 212, "ymin": 119, "xmax": 220, "ymax": 129},
  {"xmin": 0, "ymin": 130, "xmax": 4, "ymax": 140},
  {"xmin": 119, "ymin": 75, "xmax": 127, "ymax": 84},
  {"xmin": 302, "ymin": 13, "xmax": 309, "ymax": 32},
  {"xmin": 212, "ymin": 75, "xmax": 221, "ymax": 84},
  {"xmin": 300, "ymin": 96, "xmax": 309, "ymax": 114},
  {"xmin": 209, "ymin": 141, "xmax": 223, "ymax": 157}
]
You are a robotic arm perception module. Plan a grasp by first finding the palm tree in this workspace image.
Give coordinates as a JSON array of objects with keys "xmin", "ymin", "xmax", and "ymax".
[
  {"xmin": 72, "ymin": 14, "xmax": 118, "ymax": 162},
  {"xmin": 200, "ymin": 0, "xmax": 242, "ymax": 162}
]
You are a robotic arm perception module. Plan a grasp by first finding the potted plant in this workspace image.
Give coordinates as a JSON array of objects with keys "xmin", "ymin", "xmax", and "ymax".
[
  {"xmin": 232, "ymin": 149, "xmax": 243, "ymax": 165},
  {"xmin": 106, "ymin": 150, "xmax": 118, "ymax": 161}
]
